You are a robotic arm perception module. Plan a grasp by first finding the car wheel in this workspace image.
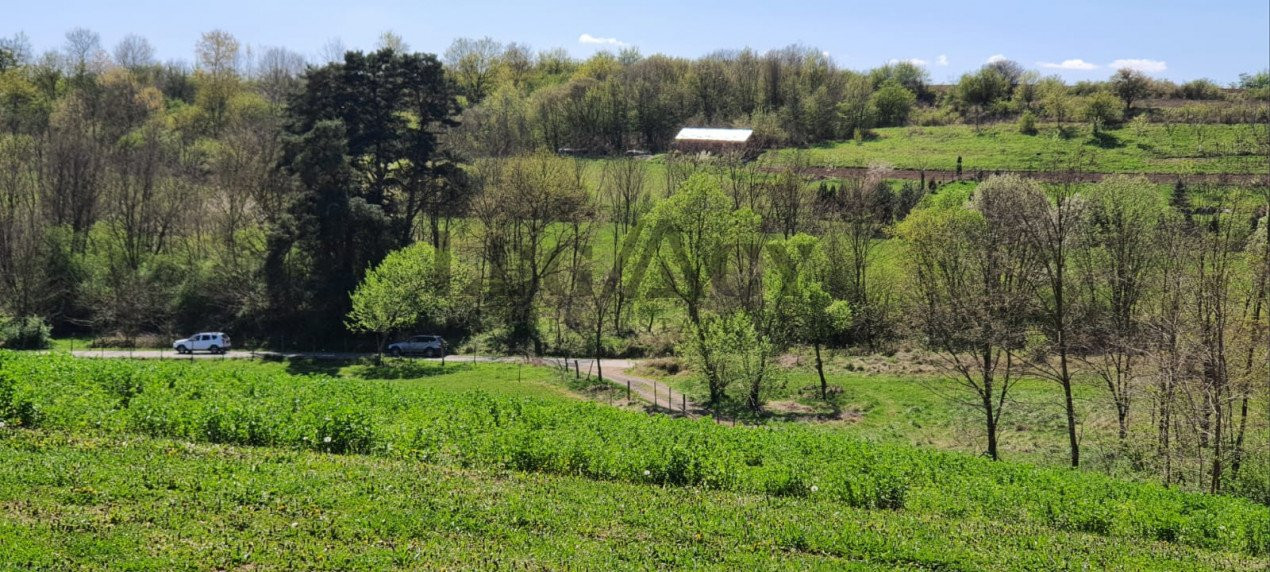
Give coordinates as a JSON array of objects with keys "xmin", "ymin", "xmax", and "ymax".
[
  {"xmin": 209, "ymin": 345, "xmax": 221, "ymax": 355},
  {"xmin": 390, "ymin": 348, "xmax": 402, "ymax": 358},
  {"xmin": 424, "ymin": 348, "xmax": 437, "ymax": 358},
  {"xmin": 176, "ymin": 345, "xmax": 188, "ymax": 354}
]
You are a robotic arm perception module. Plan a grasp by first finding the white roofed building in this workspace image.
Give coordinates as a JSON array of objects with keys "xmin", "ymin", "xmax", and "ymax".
[{"xmin": 672, "ymin": 127, "xmax": 756, "ymax": 158}]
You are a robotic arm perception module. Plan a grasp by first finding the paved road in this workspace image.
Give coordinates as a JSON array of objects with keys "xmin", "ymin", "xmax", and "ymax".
[{"xmin": 62, "ymin": 350, "xmax": 701, "ymax": 417}]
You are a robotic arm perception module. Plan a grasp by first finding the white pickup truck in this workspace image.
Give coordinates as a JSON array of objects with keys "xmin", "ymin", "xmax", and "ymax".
[{"xmin": 173, "ymin": 332, "xmax": 231, "ymax": 355}]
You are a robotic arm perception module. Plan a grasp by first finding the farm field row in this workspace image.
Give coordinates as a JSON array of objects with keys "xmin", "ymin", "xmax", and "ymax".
[
  {"xmin": 2, "ymin": 428, "xmax": 1264, "ymax": 571},
  {"xmin": 0, "ymin": 353, "xmax": 1267, "ymax": 562}
]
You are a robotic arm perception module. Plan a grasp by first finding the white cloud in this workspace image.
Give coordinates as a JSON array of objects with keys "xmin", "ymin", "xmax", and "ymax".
[
  {"xmin": 1111, "ymin": 58, "xmax": 1167, "ymax": 73},
  {"xmin": 889, "ymin": 58, "xmax": 928, "ymax": 67},
  {"xmin": 936, "ymin": 54, "xmax": 948, "ymax": 66},
  {"xmin": 822, "ymin": 50, "xmax": 831, "ymax": 58},
  {"xmin": 986, "ymin": 54, "xmax": 1007, "ymax": 64},
  {"xmin": 1038, "ymin": 59, "xmax": 1099, "ymax": 70},
  {"xmin": 578, "ymin": 33, "xmax": 627, "ymax": 47}
]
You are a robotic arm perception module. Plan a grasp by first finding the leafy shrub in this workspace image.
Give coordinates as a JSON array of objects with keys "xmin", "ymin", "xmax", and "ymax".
[
  {"xmin": 311, "ymin": 410, "xmax": 377, "ymax": 454},
  {"xmin": 0, "ymin": 315, "xmax": 51, "ymax": 350},
  {"xmin": 89, "ymin": 334, "xmax": 171, "ymax": 349},
  {"xmin": 644, "ymin": 357, "xmax": 684, "ymax": 375},
  {"xmin": 1017, "ymin": 110, "xmax": 1037, "ymax": 135}
]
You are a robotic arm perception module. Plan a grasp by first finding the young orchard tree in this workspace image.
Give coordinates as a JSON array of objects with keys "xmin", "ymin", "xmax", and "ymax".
[
  {"xmin": 1082, "ymin": 92, "xmax": 1123, "ymax": 135},
  {"xmin": 898, "ymin": 186, "xmax": 1038, "ymax": 461},
  {"xmin": 345, "ymin": 241, "xmax": 469, "ymax": 359},
  {"xmin": 766, "ymin": 233, "xmax": 852, "ymax": 399}
]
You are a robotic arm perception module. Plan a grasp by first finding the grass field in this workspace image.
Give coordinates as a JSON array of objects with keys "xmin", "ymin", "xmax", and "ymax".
[
  {"xmin": 1, "ymin": 352, "xmax": 1268, "ymax": 570},
  {"xmin": 770, "ymin": 123, "xmax": 1268, "ymax": 174}
]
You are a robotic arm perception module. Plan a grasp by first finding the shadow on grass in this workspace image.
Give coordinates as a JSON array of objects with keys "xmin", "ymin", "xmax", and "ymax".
[
  {"xmin": 694, "ymin": 385, "xmax": 849, "ymax": 425},
  {"xmin": 1088, "ymin": 131, "xmax": 1124, "ymax": 149},
  {"xmin": 283, "ymin": 357, "xmax": 353, "ymax": 377},
  {"xmin": 346, "ymin": 359, "xmax": 472, "ymax": 380}
]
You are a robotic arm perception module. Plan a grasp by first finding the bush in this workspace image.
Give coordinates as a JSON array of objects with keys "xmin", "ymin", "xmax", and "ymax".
[
  {"xmin": 0, "ymin": 315, "xmax": 51, "ymax": 350},
  {"xmin": 89, "ymin": 334, "xmax": 171, "ymax": 349},
  {"xmin": 910, "ymin": 106, "xmax": 958, "ymax": 127},
  {"xmin": 1017, "ymin": 110, "xmax": 1038, "ymax": 135}
]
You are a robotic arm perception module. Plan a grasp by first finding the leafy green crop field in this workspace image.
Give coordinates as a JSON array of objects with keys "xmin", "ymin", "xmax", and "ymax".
[
  {"xmin": 3, "ymin": 430, "xmax": 1264, "ymax": 571},
  {"xmin": 1, "ymin": 353, "xmax": 1267, "ymax": 569},
  {"xmin": 770, "ymin": 123, "xmax": 1268, "ymax": 174}
]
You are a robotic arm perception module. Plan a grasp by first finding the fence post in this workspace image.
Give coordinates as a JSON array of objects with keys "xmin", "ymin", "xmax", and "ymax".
[
  {"xmin": 653, "ymin": 380, "xmax": 658, "ymax": 409},
  {"xmin": 626, "ymin": 380, "xmax": 631, "ymax": 402},
  {"xmin": 574, "ymin": 360, "xmax": 580, "ymax": 379},
  {"xmin": 682, "ymin": 394, "xmax": 686, "ymax": 414}
]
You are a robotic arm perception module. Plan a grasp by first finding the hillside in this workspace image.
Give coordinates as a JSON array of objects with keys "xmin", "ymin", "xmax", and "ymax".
[{"xmin": 1, "ymin": 353, "xmax": 1267, "ymax": 570}]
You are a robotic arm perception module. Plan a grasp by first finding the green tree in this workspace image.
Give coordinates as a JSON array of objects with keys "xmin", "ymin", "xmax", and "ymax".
[
  {"xmin": 766, "ymin": 234, "xmax": 851, "ymax": 399},
  {"xmin": 1076, "ymin": 175, "xmax": 1170, "ymax": 441},
  {"xmin": 1110, "ymin": 68, "xmax": 1151, "ymax": 114},
  {"xmin": 835, "ymin": 73, "xmax": 874, "ymax": 140},
  {"xmin": 870, "ymin": 80, "xmax": 916, "ymax": 127},
  {"xmin": 644, "ymin": 173, "xmax": 756, "ymax": 405},
  {"xmin": 897, "ymin": 184, "xmax": 1038, "ymax": 461},
  {"xmin": 346, "ymin": 241, "xmax": 468, "ymax": 358},
  {"xmin": 1017, "ymin": 110, "xmax": 1037, "ymax": 135},
  {"xmin": 472, "ymin": 154, "xmax": 592, "ymax": 354},
  {"xmin": 1082, "ymin": 92, "xmax": 1122, "ymax": 134},
  {"xmin": 955, "ymin": 66, "xmax": 1010, "ymax": 128}
]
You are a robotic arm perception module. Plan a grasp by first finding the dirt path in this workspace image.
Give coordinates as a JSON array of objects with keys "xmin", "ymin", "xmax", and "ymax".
[{"xmin": 538, "ymin": 357, "xmax": 701, "ymax": 417}]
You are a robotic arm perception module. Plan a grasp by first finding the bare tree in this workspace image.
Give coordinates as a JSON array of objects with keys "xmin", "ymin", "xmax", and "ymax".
[
  {"xmin": 1010, "ymin": 173, "xmax": 1087, "ymax": 467},
  {"xmin": 1076, "ymin": 175, "xmax": 1169, "ymax": 441},
  {"xmin": 113, "ymin": 34, "xmax": 155, "ymax": 70},
  {"xmin": 318, "ymin": 37, "xmax": 347, "ymax": 64},
  {"xmin": 63, "ymin": 27, "xmax": 104, "ymax": 76},
  {"xmin": 255, "ymin": 46, "xmax": 306, "ymax": 105},
  {"xmin": 377, "ymin": 30, "xmax": 409, "ymax": 53},
  {"xmin": 445, "ymin": 37, "xmax": 502, "ymax": 103}
]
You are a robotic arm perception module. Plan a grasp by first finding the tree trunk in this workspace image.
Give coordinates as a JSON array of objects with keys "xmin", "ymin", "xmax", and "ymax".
[
  {"xmin": 1062, "ymin": 377, "xmax": 1080, "ymax": 467},
  {"xmin": 982, "ymin": 345, "xmax": 999, "ymax": 461},
  {"xmin": 814, "ymin": 341, "xmax": 827, "ymax": 399}
]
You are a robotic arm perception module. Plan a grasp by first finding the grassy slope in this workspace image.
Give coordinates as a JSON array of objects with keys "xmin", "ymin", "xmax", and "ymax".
[
  {"xmin": 2, "ymin": 429, "xmax": 1263, "ymax": 571},
  {"xmin": 769, "ymin": 123, "xmax": 1267, "ymax": 174},
  {"xmin": 2, "ymin": 354, "xmax": 1268, "ymax": 564}
]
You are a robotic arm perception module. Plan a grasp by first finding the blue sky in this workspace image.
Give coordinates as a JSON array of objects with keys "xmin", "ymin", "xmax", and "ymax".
[{"xmin": 6, "ymin": 0, "xmax": 1269, "ymax": 83}]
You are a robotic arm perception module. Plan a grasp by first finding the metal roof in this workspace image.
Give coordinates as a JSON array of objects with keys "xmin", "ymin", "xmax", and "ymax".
[{"xmin": 674, "ymin": 127, "xmax": 753, "ymax": 143}]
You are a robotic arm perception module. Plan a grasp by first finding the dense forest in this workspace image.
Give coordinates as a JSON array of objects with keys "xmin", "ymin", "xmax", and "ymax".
[{"xmin": 1, "ymin": 28, "xmax": 1268, "ymax": 497}]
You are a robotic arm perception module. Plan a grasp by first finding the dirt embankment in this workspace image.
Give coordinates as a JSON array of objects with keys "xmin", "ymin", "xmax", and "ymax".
[{"xmin": 797, "ymin": 166, "xmax": 1270, "ymax": 186}]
